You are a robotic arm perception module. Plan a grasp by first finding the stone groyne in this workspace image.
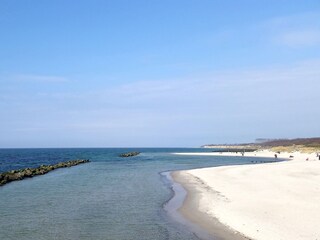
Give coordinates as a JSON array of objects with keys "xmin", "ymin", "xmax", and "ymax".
[
  {"xmin": 0, "ymin": 159, "xmax": 90, "ymax": 186},
  {"xmin": 119, "ymin": 152, "xmax": 140, "ymax": 157}
]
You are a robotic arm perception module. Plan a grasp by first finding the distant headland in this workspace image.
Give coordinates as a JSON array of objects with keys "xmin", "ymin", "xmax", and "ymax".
[{"xmin": 202, "ymin": 137, "xmax": 320, "ymax": 153}]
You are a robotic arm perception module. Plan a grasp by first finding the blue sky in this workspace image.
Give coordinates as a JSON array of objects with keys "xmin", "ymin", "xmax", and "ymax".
[{"xmin": 1, "ymin": 0, "xmax": 320, "ymax": 147}]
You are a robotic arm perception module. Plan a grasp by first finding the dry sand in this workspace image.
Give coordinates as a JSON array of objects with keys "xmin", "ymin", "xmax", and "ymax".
[{"xmin": 172, "ymin": 150, "xmax": 320, "ymax": 240}]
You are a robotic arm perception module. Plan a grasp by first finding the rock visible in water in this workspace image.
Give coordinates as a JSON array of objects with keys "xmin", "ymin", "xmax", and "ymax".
[
  {"xmin": 0, "ymin": 159, "xmax": 90, "ymax": 187},
  {"xmin": 119, "ymin": 152, "xmax": 140, "ymax": 157}
]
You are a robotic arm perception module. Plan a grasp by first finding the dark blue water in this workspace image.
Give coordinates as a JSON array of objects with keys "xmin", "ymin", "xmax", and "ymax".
[
  {"xmin": 0, "ymin": 148, "xmax": 217, "ymax": 173},
  {"xmin": 0, "ymin": 148, "xmax": 265, "ymax": 240}
]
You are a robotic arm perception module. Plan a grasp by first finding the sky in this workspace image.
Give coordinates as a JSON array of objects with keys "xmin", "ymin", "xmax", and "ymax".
[{"xmin": 0, "ymin": 0, "xmax": 320, "ymax": 148}]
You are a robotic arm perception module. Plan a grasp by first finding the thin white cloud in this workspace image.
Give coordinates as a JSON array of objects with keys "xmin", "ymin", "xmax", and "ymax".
[
  {"xmin": 266, "ymin": 11, "xmax": 320, "ymax": 28},
  {"xmin": 14, "ymin": 74, "xmax": 68, "ymax": 83},
  {"xmin": 275, "ymin": 29, "xmax": 320, "ymax": 47},
  {"xmin": 1, "ymin": 59, "xmax": 319, "ymax": 147},
  {"xmin": 263, "ymin": 11, "xmax": 320, "ymax": 48},
  {"xmin": 18, "ymin": 59, "xmax": 320, "ymax": 104}
]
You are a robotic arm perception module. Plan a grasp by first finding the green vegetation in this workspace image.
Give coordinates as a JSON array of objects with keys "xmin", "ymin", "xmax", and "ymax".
[
  {"xmin": 260, "ymin": 138, "xmax": 320, "ymax": 153},
  {"xmin": 203, "ymin": 138, "xmax": 320, "ymax": 153}
]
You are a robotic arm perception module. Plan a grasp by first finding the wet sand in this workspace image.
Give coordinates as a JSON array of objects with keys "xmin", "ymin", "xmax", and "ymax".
[{"xmin": 171, "ymin": 171, "xmax": 250, "ymax": 240}]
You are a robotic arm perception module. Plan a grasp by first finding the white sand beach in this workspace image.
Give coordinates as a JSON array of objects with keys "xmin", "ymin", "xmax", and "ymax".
[
  {"xmin": 172, "ymin": 151, "xmax": 320, "ymax": 240},
  {"xmin": 173, "ymin": 150, "xmax": 317, "ymax": 161}
]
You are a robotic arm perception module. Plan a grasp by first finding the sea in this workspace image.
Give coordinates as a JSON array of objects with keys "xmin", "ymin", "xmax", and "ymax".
[{"xmin": 0, "ymin": 148, "xmax": 266, "ymax": 240}]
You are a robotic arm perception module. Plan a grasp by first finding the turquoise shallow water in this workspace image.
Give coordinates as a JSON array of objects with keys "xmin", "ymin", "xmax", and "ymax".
[{"xmin": 0, "ymin": 148, "xmax": 265, "ymax": 240}]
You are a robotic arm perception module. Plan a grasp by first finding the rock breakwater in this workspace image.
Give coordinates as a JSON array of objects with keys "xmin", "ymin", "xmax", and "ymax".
[
  {"xmin": 119, "ymin": 152, "xmax": 140, "ymax": 157},
  {"xmin": 0, "ymin": 159, "xmax": 90, "ymax": 186}
]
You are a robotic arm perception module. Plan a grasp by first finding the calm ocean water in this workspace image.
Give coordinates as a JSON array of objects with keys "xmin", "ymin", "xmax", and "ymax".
[{"xmin": 0, "ymin": 148, "xmax": 264, "ymax": 240}]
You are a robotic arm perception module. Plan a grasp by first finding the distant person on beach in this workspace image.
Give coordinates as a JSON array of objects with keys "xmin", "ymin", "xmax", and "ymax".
[{"xmin": 274, "ymin": 154, "xmax": 277, "ymax": 159}]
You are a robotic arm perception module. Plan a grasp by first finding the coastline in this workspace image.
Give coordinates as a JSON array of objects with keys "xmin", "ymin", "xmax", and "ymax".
[
  {"xmin": 173, "ymin": 149, "xmax": 316, "ymax": 161},
  {"xmin": 170, "ymin": 171, "xmax": 250, "ymax": 240},
  {"xmin": 170, "ymin": 150, "xmax": 320, "ymax": 240}
]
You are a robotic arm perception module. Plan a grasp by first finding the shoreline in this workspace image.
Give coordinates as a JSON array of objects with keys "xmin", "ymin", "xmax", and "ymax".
[
  {"xmin": 170, "ymin": 150, "xmax": 320, "ymax": 240},
  {"xmin": 170, "ymin": 171, "xmax": 250, "ymax": 240},
  {"xmin": 173, "ymin": 149, "xmax": 317, "ymax": 161},
  {"xmin": 161, "ymin": 172, "xmax": 216, "ymax": 240}
]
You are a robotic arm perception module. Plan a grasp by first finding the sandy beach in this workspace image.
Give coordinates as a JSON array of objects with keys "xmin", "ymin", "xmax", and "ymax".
[{"xmin": 172, "ymin": 150, "xmax": 320, "ymax": 240}]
